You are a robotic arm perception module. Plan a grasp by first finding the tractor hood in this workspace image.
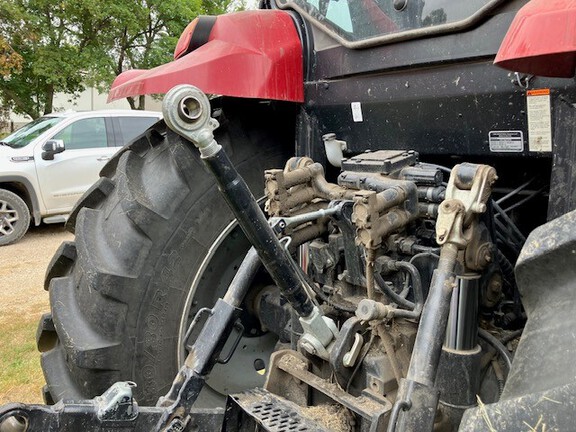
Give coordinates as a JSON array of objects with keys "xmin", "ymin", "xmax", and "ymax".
[
  {"xmin": 495, "ymin": 0, "xmax": 576, "ymax": 77},
  {"xmin": 108, "ymin": 10, "xmax": 304, "ymax": 103}
]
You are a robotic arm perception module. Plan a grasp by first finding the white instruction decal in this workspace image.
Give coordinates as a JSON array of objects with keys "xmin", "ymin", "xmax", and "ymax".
[
  {"xmin": 526, "ymin": 89, "xmax": 552, "ymax": 152},
  {"xmin": 488, "ymin": 131, "xmax": 524, "ymax": 152},
  {"xmin": 351, "ymin": 102, "xmax": 363, "ymax": 122}
]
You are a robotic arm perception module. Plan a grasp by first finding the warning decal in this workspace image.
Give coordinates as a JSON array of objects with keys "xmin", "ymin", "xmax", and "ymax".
[
  {"xmin": 489, "ymin": 131, "xmax": 524, "ymax": 152},
  {"xmin": 526, "ymin": 88, "xmax": 552, "ymax": 152}
]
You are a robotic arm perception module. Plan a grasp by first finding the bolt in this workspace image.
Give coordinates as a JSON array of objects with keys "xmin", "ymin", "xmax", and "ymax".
[
  {"xmin": 393, "ymin": 0, "xmax": 407, "ymax": 11},
  {"xmin": 253, "ymin": 358, "xmax": 266, "ymax": 371},
  {"xmin": 300, "ymin": 341, "xmax": 316, "ymax": 355}
]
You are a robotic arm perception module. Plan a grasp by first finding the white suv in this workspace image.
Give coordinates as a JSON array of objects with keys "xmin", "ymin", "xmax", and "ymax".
[{"xmin": 0, "ymin": 110, "xmax": 162, "ymax": 245}]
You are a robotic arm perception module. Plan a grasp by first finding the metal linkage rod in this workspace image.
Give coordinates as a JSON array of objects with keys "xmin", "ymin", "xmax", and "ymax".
[
  {"xmin": 155, "ymin": 248, "xmax": 261, "ymax": 431},
  {"xmin": 389, "ymin": 244, "xmax": 458, "ymax": 432},
  {"xmin": 388, "ymin": 163, "xmax": 497, "ymax": 432},
  {"xmin": 162, "ymin": 84, "xmax": 315, "ymax": 318},
  {"xmin": 156, "ymin": 85, "xmax": 341, "ymax": 429}
]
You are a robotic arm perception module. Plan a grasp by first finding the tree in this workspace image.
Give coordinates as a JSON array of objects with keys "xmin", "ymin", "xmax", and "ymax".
[
  {"xmin": 0, "ymin": 0, "xmax": 238, "ymax": 118},
  {"xmin": 0, "ymin": 36, "xmax": 23, "ymax": 78},
  {"xmin": 100, "ymin": 0, "xmax": 204, "ymax": 110},
  {"xmin": 97, "ymin": 0, "xmax": 244, "ymax": 109},
  {"xmin": 0, "ymin": 0, "xmax": 116, "ymax": 118}
]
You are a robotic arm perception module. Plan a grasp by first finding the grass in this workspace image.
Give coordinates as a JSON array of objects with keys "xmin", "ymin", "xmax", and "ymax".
[{"xmin": 0, "ymin": 316, "xmax": 45, "ymax": 404}]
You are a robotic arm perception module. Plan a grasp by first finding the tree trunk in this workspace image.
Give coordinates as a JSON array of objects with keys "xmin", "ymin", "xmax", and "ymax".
[
  {"xmin": 43, "ymin": 83, "xmax": 54, "ymax": 115},
  {"xmin": 127, "ymin": 95, "xmax": 146, "ymax": 110},
  {"xmin": 3, "ymin": 87, "xmax": 39, "ymax": 119}
]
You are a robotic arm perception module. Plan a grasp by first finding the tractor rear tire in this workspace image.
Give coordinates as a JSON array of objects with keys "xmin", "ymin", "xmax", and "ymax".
[{"xmin": 37, "ymin": 106, "xmax": 292, "ymax": 406}]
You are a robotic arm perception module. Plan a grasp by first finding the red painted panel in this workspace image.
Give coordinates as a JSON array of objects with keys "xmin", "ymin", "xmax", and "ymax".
[
  {"xmin": 108, "ymin": 10, "xmax": 304, "ymax": 102},
  {"xmin": 495, "ymin": 0, "xmax": 576, "ymax": 77}
]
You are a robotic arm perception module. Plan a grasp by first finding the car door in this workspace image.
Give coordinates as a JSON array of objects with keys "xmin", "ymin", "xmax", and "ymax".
[
  {"xmin": 34, "ymin": 116, "xmax": 116, "ymax": 214},
  {"xmin": 111, "ymin": 116, "xmax": 160, "ymax": 147}
]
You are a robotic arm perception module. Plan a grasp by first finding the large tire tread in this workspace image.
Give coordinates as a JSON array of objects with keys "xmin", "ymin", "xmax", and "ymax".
[
  {"xmin": 37, "ymin": 98, "xmax": 295, "ymax": 405},
  {"xmin": 66, "ymin": 178, "xmax": 115, "ymax": 234},
  {"xmin": 40, "ymin": 123, "xmax": 172, "ymax": 400},
  {"xmin": 49, "ymin": 277, "xmax": 123, "ymax": 370},
  {"xmin": 39, "ymin": 102, "xmax": 295, "ymax": 405},
  {"xmin": 43, "ymin": 241, "xmax": 77, "ymax": 290}
]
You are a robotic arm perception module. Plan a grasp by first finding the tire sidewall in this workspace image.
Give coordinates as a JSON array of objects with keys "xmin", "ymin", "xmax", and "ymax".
[
  {"xmin": 0, "ymin": 189, "xmax": 30, "ymax": 246},
  {"xmin": 126, "ymin": 127, "xmax": 291, "ymax": 403}
]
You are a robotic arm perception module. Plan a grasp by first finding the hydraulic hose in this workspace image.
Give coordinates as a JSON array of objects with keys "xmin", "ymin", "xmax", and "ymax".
[
  {"xmin": 391, "ymin": 261, "xmax": 424, "ymax": 319},
  {"xmin": 478, "ymin": 328, "xmax": 513, "ymax": 372},
  {"xmin": 377, "ymin": 325, "xmax": 404, "ymax": 384},
  {"xmin": 373, "ymin": 261, "xmax": 424, "ymax": 320},
  {"xmin": 374, "ymin": 272, "xmax": 415, "ymax": 310}
]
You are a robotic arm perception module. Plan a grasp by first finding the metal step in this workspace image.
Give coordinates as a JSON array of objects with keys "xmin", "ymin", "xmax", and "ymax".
[
  {"xmin": 43, "ymin": 215, "xmax": 68, "ymax": 224},
  {"xmin": 224, "ymin": 388, "xmax": 326, "ymax": 432}
]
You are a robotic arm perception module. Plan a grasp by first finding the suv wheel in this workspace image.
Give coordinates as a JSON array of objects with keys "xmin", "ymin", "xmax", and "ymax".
[{"xmin": 0, "ymin": 189, "xmax": 31, "ymax": 246}]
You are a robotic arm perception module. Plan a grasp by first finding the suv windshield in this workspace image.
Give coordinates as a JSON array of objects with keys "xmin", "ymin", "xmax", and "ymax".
[
  {"xmin": 1, "ymin": 116, "xmax": 63, "ymax": 149},
  {"xmin": 279, "ymin": 0, "xmax": 501, "ymax": 44}
]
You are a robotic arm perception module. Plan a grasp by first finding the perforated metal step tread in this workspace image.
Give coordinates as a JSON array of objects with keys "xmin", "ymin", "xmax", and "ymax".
[{"xmin": 226, "ymin": 388, "xmax": 326, "ymax": 432}]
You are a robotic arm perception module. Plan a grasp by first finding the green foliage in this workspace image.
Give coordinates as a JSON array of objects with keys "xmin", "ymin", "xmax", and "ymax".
[
  {"xmin": 0, "ymin": 37, "xmax": 23, "ymax": 77},
  {"xmin": 0, "ymin": 0, "xmax": 239, "ymax": 117},
  {"xmin": 0, "ymin": 0, "xmax": 97, "ymax": 118}
]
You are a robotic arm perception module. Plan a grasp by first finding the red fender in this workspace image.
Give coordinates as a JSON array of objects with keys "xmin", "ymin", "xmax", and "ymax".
[
  {"xmin": 495, "ymin": 0, "xmax": 576, "ymax": 77},
  {"xmin": 108, "ymin": 10, "xmax": 304, "ymax": 102}
]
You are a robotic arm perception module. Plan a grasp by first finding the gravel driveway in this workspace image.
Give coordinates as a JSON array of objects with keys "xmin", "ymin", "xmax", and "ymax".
[
  {"xmin": 0, "ymin": 224, "xmax": 73, "ymax": 323},
  {"xmin": 0, "ymin": 224, "xmax": 73, "ymax": 404}
]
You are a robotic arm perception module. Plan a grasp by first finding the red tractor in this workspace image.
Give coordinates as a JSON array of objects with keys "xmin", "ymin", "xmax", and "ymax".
[{"xmin": 3, "ymin": 0, "xmax": 576, "ymax": 431}]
